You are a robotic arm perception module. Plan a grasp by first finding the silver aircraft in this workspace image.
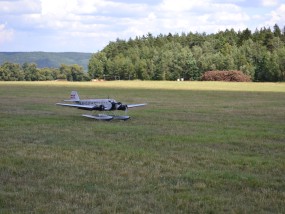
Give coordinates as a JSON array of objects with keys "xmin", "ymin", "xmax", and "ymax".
[{"xmin": 56, "ymin": 91, "xmax": 147, "ymax": 121}]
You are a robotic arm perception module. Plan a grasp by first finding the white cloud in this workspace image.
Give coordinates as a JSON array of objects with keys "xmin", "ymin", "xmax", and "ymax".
[
  {"xmin": 152, "ymin": 0, "xmax": 248, "ymax": 34},
  {"xmin": 266, "ymin": 4, "xmax": 285, "ymax": 26},
  {"xmin": 0, "ymin": 0, "xmax": 284, "ymax": 52},
  {"xmin": 76, "ymin": 0, "xmax": 99, "ymax": 14},
  {"xmin": 0, "ymin": 0, "xmax": 40, "ymax": 14},
  {"xmin": 0, "ymin": 24, "xmax": 14, "ymax": 45},
  {"xmin": 28, "ymin": 0, "xmax": 152, "ymax": 50},
  {"xmin": 35, "ymin": 0, "xmax": 256, "ymax": 50},
  {"xmin": 37, "ymin": 0, "xmax": 149, "ymax": 32},
  {"xmin": 159, "ymin": 0, "xmax": 208, "ymax": 12},
  {"xmin": 41, "ymin": 0, "xmax": 77, "ymax": 15},
  {"xmin": 158, "ymin": 0, "xmax": 241, "ymax": 13},
  {"xmin": 209, "ymin": 11, "xmax": 250, "ymax": 23},
  {"xmin": 262, "ymin": 0, "xmax": 279, "ymax": 7}
]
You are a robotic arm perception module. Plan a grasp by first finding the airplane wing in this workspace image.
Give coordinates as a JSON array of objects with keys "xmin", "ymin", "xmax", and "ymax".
[
  {"xmin": 56, "ymin": 102, "xmax": 147, "ymax": 110},
  {"xmin": 56, "ymin": 103, "xmax": 95, "ymax": 110},
  {"xmin": 127, "ymin": 103, "xmax": 147, "ymax": 108}
]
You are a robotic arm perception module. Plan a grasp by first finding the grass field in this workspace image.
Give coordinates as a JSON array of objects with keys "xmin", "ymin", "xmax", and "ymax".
[{"xmin": 0, "ymin": 81, "xmax": 284, "ymax": 213}]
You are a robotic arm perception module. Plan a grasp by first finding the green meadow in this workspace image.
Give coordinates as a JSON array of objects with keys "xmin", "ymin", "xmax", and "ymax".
[{"xmin": 0, "ymin": 81, "xmax": 284, "ymax": 213}]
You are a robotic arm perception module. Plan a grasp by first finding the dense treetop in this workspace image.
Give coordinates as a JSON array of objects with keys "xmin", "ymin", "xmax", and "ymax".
[{"xmin": 88, "ymin": 24, "xmax": 285, "ymax": 82}]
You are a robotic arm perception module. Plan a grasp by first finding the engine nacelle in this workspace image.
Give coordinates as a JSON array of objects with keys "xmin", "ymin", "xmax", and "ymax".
[
  {"xmin": 109, "ymin": 101, "xmax": 128, "ymax": 111},
  {"xmin": 92, "ymin": 105, "xmax": 105, "ymax": 111},
  {"xmin": 117, "ymin": 104, "xmax": 128, "ymax": 111}
]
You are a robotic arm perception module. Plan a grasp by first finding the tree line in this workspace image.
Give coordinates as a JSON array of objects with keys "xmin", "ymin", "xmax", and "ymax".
[
  {"xmin": 0, "ymin": 62, "xmax": 90, "ymax": 81},
  {"xmin": 89, "ymin": 24, "xmax": 285, "ymax": 82},
  {"xmin": 1, "ymin": 24, "xmax": 285, "ymax": 82}
]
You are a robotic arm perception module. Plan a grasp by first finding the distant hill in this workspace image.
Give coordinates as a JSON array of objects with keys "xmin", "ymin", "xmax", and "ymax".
[{"xmin": 0, "ymin": 52, "xmax": 92, "ymax": 71}]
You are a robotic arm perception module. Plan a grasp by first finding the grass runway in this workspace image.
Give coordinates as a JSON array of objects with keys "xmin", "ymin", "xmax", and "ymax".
[{"xmin": 0, "ymin": 81, "xmax": 284, "ymax": 213}]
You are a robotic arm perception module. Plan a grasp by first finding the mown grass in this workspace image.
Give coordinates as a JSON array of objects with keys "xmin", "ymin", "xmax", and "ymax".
[{"xmin": 0, "ymin": 81, "xmax": 284, "ymax": 213}]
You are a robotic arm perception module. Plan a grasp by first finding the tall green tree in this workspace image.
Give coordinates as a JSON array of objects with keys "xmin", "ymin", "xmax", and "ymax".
[
  {"xmin": 0, "ymin": 62, "xmax": 23, "ymax": 81},
  {"xmin": 88, "ymin": 52, "xmax": 107, "ymax": 79},
  {"xmin": 22, "ymin": 63, "xmax": 39, "ymax": 81}
]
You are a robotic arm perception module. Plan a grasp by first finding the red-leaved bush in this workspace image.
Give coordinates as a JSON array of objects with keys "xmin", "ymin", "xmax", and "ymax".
[{"xmin": 201, "ymin": 70, "xmax": 251, "ymax": 82}]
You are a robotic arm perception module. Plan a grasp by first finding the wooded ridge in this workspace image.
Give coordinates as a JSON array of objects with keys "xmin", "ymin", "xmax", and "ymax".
[{"xmin": 0, "ymin": 52, "xmax": 92, "ymax": 70}]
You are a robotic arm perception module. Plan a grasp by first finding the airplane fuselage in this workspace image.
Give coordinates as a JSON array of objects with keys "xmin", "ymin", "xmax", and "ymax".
[
  {"xmin": 78, "ymin": 99, "xmax": 115, "ymax": 107},
  {"xmin": 75, "ymin": 98, "xmax": 127, "ymax": 111}
]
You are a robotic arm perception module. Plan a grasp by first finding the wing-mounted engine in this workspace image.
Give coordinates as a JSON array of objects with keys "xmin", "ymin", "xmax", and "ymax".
[
  {"xmin": 118, "ymin": 104, "xmax": 128, "ymax": 111},
  {"xmin": 109, "ymin": 101, "xmax": 128, "ymax": 111},
  {"xmin": 92, "ymin": 105, "xmax": 105, "ymax": 111},
  {"xmin": 115, "ymin": 102, "xmax": 128, "ymax": 111}
]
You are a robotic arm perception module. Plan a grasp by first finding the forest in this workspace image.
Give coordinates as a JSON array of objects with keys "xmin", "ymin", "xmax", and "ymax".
[
  {"xmin": 1, "ymin": 24, "xmax": 285, "ymax": 82},
  {"xmin": 0, "ymin": 63, "xmax": 90, "ymax": 81}
]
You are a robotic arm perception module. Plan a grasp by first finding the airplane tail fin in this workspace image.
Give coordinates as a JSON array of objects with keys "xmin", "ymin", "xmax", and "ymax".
[{"xmin": 64, "ymin": 91, "xmax": 80, "ymax": 102}]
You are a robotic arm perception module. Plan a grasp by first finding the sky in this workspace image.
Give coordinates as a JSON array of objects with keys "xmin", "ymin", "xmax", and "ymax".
[{"xmin": 0, "ymin": 0, "xmax": 285, "ymax": 53}]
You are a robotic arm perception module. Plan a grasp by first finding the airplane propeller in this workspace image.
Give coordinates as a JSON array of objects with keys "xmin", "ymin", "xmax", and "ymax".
[{"xmin": 124, "ymin": 105, "xmax": 128, "ymax": 115}]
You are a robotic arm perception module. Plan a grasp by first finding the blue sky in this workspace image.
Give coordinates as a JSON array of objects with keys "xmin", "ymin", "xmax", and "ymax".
[{"xmin": 0, "ymin": 0, "xmax": 284, "ymax": 52}]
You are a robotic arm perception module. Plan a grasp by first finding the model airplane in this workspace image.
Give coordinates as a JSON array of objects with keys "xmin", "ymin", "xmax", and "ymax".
[{"xmin": 56, "ymin": 91, "xmax": 147, "ymax": 121}]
